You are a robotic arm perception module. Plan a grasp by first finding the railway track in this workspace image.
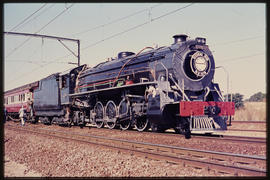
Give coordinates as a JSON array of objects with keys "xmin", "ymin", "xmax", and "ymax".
[
  {"xmin": 6, "ymin": 119, "xmax": 266, "ymax": 145},
  {"xmin": 5, "ymin": 123, "xmax": 266, "ymax": 176},
  {"xmin": 231, "ymin": 121, "xmax": 266, "ymax": 124},
  {"xmin": 227, "ymin": 129, "xmax": 266, "ymax": 133},
  {"xmin": 84, "ymin": 123, "xmax": 267, "ymax": 145},
  {"xmin": 193, "ymin": 134, "xmax": 266, "ymax": 144}
]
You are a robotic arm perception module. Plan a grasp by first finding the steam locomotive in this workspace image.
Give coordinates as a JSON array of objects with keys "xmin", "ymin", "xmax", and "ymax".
[{"xmin": 4, "ymin": 34, "xmax": 235, "ymax": 138}]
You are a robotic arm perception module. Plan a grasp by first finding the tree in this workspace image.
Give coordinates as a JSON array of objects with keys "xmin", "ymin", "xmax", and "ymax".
[
  {"xmin": 224, "ymin": 93, "xmax": 244, "ymax": 109},
  {"xmin": 248, "ymin": 92, "xmax": 266, "ymax": 102}
]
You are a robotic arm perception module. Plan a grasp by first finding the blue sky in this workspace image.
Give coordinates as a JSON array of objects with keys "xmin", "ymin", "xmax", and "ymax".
[{"xmin": 4, "ymin": 3, "xmax": 266, "ymax": 99}]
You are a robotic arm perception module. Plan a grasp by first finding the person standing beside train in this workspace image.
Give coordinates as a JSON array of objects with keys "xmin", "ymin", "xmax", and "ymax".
[
  {"xmin": 27, "ymin": 98, "xmax": 34, "ymax": 119},
  {"xmin": 19, "ymin": 105, "xmax": 26, "ymax": 126},
  {"xmin": 4, "ymin": 107, "xmax": 7, "ymax": 124}
]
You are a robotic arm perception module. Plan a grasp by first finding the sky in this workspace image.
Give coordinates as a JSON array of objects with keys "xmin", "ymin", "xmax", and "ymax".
[{"xmin": 3, "ymin": 3, "xmax": 266, "ymax": 100}]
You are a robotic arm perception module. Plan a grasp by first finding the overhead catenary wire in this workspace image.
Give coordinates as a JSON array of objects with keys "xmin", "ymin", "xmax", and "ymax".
[
  {"xmin": 218, "ymin": 52, "xmax": 265, "ymax": 63},
  {"xmin": 7, "ymin": 60, "xmax": 74, "ymax": 64},
  {"xmin": 5, "ymin": 4, "xmax": 75, "ymax": 58},
  {"xmin": 82, "ymin": 3, "xmax": 194, "ymax": 50},
  {"xmin": 9, "ymin": 3, "xmax": 47, "ymax": 32},
  {"xmin": 6, "ymin": 57, "xmax": 74, "ymax": 85},
  {"xmin": 22, "ymin": 3, "xmax": 194, "ymax": 66},
  {"xmin": 5, "ymin": 3, "xmax": 264, "ymax": 89},
  {"xmin": 212, "ymin": 35, "xmax": 264, "ymax": 46},
  {"xmin": 5, "ymin": 45, "xmax": 44, "ymax": 83},
  {"xmin": 16, "ymin": 4, "xmax": 56, "ymax": 32},
  {"xmin": 71, "ymin": 3, "xmax": 162, "ymax": 37},
  {"xmin": 5, "ymin": 3, "xmax": 193, "ymax": 87},
  {"xmin": 37, "ymin": 4, "xmax": 75, "ymax": 33}
]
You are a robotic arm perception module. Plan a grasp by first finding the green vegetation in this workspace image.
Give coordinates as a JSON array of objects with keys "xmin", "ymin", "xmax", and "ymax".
[
  {"xmin": 248, "ymin": 92, "xmax": 266, "ymax": 102},
  {"xmin": 224, "ymin": 93, "xmax": 244, "ymax": 109}
]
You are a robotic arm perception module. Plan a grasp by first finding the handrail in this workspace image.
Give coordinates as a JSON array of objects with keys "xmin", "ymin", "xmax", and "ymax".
[
  {"xmin": 214, "ymin": 86, "xmax": 224, "ymax": 102},
  {"xmin": 155, "ymin": 62, "xmax": 169, "ymax": 97},
  {"xmin": 169, "ymin": 74, "xmax": 190, "ymax": 101}
]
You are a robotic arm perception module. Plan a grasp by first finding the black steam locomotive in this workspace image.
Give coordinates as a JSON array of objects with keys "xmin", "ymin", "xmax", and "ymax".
[{"xmin": 5, "ymin": 34, "xmax": 235, "ymax": 138}]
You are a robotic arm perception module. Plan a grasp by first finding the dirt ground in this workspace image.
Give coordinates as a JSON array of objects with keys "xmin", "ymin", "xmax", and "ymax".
[{"xmin": 4, "ymin": 156, "xmax": 42, "ymax": 177}]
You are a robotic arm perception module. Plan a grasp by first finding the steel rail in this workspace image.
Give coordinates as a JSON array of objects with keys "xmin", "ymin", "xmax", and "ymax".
[
  {"xmin": 228, "ymin": 129, "xmax": 266, "ymax": 133},
  {"xmin": 5, "ymin": 120, "xmax": 266, "ymax": 144},
  {"xmin": 190, "ymin": 134, "xmax": 266, "ymax": 144},
  {"xmin": 85, "ymin": 124, "xmax": 266, "ymax": 144},
  {"xmin": 6, "ymin": 124, "xmax": 266, "ymax": 176},
  {"xmin": 231, "ymin": 121, "xmax": 266, "ymax": 124},
  {"xmin": 218, "ymin": 135, "xmax": 266, "ymax": 143}
]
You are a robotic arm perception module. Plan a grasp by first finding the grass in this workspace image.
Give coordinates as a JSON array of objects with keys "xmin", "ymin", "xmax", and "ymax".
[{"xmin": 233, "ymin": 102, "xmax": 266, "ymax": 121}]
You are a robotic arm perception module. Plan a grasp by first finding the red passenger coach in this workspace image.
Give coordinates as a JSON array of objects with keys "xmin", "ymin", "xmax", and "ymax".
[{"xmin": 4, "ymin": 81, "xmax": 39, "ymax": 119}]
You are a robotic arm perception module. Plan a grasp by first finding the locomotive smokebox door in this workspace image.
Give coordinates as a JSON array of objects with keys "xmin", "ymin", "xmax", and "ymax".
[{"xmin": 172, "ymin": 37, "xmax": 215, "ymax": 91}]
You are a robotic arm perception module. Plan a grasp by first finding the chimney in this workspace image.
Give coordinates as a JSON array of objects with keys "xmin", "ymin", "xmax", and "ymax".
[{"xmin": 173, "ymin": 34, "xmax": 188, "ymax": 44}]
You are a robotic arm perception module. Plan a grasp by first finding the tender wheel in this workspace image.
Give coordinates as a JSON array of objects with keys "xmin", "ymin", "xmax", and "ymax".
[
  {"xmin": 94, "ymin": 101, "xmax": 104, "ymax": 128},
  {"xmin": 105, "ymin": 100, "xmax": 118, "ymax": 129},
  {"xmin": 135, "ymin": 116, "xmax": 150, "ymax": 132},
  {"xmin": 78, "ymin": 112, "xmax": 86, "ymax": 129},
  {"xmin": 72, "ymin": 113, "xmax": 78, "ymax": 126},
  {"xmin": 118, "ymin": 99, "xmax": 131, "ymax": 130},
  {"xmin": 31, "ymin": 116, "xmax": 39, "ymax": 124},
  {"xmin": 64, "ymin": 117, "xmax": 72, "ymax": 127},
  {"xmin": 44, "ymin": 117, "xmax": 52, "ymax": 125},
  {"xmin": 51, "ymin": 117, "xmax": 57, "ymax": 125}
]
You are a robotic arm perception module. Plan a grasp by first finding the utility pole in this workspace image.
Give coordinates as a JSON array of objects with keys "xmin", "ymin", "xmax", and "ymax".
[
  {"xmin": 216, "ymin": 66, "xmax": 230, "ymax": 102},
  {"xmin": 4, "ymin": 31, "xmax": 80, "ymax": 66}
]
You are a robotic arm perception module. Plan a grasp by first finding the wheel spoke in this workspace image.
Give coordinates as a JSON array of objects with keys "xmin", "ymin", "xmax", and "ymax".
[
  {"xmin": 119, "ymin": 99, "xmax": 131, "ymax": 130},
  {"xmin": 105, "ymin": 100, "xmax": 117, "ymax": 129},
  {"xmin": 135, "ymin": 116, "xmax": 149, "ymax": 132},
  {"xmin": 94, "ymin": 102, "xmax": 104, "ymax": 128}
]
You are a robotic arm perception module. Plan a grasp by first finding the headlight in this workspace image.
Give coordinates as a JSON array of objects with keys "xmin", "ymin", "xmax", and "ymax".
[
  {"xmin": 195, "ymin": 37, "xmax": 206, "ymax": 44},
  {"xmin": 194, "ymin": 56, "xmax": 207, "ymax": 72}
]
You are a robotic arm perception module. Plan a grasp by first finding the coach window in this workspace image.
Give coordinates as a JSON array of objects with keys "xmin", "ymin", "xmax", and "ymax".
[{"xmin": 15, "ymin": 95, "xmax": 18, "ymax": 102}]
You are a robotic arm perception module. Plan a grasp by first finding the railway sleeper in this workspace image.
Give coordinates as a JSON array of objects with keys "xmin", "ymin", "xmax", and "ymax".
[{"xmin": 6, "ymin": 124, "xmax": 266, "ymax": 176}]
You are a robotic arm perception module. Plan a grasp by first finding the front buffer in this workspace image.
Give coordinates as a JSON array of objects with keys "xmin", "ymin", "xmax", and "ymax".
[{"xmin": 180, "ymin": 101, "xmax": 235, "ymax": 132}]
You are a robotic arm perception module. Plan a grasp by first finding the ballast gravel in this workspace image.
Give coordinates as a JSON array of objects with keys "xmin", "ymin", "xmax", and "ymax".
[
  {"xmin": 4, "ymin": 121, "xmax": 266, "ymax": 177},
  {"xmin": 5, "ymin": 127, "xmax": 217, "ymax": 177},
  {"xmin": 40, "ymin": 123, "xmax": 266, "ymax": 156}
]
